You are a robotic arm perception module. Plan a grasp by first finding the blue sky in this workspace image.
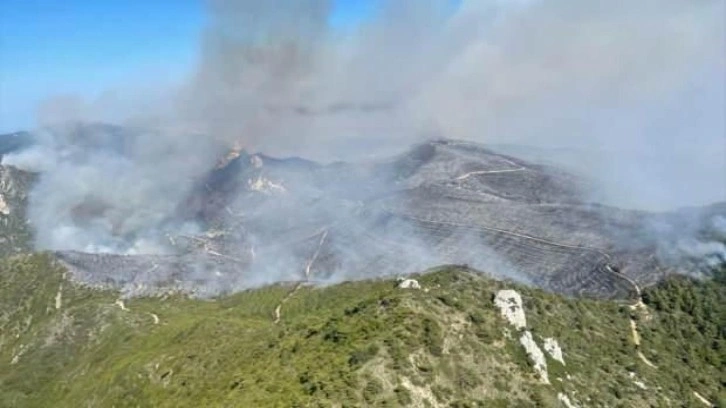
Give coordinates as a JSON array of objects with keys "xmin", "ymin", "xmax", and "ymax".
[{"xmin": 0, "ymin": 0, "xmax": 378, "ymax": 133}]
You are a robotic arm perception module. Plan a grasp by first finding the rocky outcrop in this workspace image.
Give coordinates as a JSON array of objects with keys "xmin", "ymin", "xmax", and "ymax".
[
  {"xmin": 0, "ymin": 194, "xmax": 9, "ymax": 216},
  {"xmin": 544, "ymin": 337, "xmax": 565, "ymax": 365},
  {"xmin": 247, "ymin": 176, "xmax": 286, "ymax": 194},
  {"xmin": 519, "ymin": 331, "xmax": 550, "ymax": 384},
  {"xmin": 495, "ymin": 289, "xmax": 553, "ymax": 384},
  {"xmin": 557, "ymin": 393, "xmax": 579, "ymax": 408},
  {"xmin": 494, "ymin": 290, "xmax": 526, "ymax": 330},
  {"xmin": 397, "ymin": 278, "xmax": 421, "ymax": 289}
]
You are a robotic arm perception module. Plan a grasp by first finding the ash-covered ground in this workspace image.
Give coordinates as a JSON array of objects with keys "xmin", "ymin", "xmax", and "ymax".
[{"xmin": 15, "ymin": 133, "xmax": 716, "ymax": 300}]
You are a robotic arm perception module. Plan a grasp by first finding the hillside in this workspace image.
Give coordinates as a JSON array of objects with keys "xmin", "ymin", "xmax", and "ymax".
[
  {"xmin": 1, "ymin": 255, "xmax": 723, "ymax": 407},
  {"xmin": 46, "ymin": 136, "xmax": 726, "ymax": 299},
  {"xmin": 0, "ymin": 128, "xmax": 723, "ymax": 406},
  {"xmin": 0, "ymin": 165, "xmax": 35, "ymax": 257},
  {"xmin": 1, "ymin": 125, "xmax": 724, "ymax": 300}
]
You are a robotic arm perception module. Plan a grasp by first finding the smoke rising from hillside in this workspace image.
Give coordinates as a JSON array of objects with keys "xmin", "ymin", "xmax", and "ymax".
[
  {"xmin": 181, "ymin": 0, "xmax": 724, "ymax": 208},
  {"xmin": 22, "ymin": 0, "xmax": 725, "ymax": 203},
  {"xmin": 3, "ymin": 0, "xmax": 724, "ymax": 294}
]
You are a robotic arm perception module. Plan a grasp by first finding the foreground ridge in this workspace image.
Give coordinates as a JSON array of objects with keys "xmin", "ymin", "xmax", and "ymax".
[{"xmin": 1, "ymin": 255, "xmax": 723, "ymax": 407}]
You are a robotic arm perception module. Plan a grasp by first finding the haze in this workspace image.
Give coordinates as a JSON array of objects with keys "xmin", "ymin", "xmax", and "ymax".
[{"xmin": 2, "ymin": 0, "xmax": 724, "ymax": 213}]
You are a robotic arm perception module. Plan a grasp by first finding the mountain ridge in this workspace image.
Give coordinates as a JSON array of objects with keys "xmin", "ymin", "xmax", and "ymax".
[{"xmin": 1, "ymin": 125, "xmax": 724, "ymax": 299}]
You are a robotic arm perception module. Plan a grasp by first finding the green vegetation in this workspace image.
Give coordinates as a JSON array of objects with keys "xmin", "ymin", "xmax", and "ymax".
[
  {"xmin": 0, "ymin": 166, "xmax": 35, "ymax": 257},
  {"xmin": 639, "ymin": 266, "xmax": 726, "ymax": 405},
  {"xmin": 1, "ymin": 256, "xmax": 724, "ymax": 407}
]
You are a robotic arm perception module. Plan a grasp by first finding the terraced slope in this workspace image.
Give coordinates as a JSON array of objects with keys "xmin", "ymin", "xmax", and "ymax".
[{"xmin": 54, "ymin": 139, "xmax": 725, "ymax": 298}]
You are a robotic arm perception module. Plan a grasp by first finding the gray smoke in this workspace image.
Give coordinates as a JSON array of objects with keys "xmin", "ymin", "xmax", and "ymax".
[
  {"xmin": 20, "ymin": 123, "xmax": 223, "ymax": 253},
  {"xmin": 178, "ymin": 0, "xmax": 724, "ymax": 208},
  {"xmin": 4, "ymin": 0, "xmax": 724, "ymax": 292}
]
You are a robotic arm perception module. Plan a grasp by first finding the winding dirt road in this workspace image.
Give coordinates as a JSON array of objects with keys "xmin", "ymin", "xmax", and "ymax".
[
  {"xmin": 612, "ymin": 265, "xmax": 660, "ymax": 369},
  {"xmin": 273, "ymin": 229, "xmax": 328, "ymax": 324},
  {"xmin": 455, "ymin": 168, "xmax": 526, "ymax": 181}
]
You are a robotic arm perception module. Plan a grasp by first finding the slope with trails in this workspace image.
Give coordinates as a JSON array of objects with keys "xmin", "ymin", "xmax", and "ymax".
[
  {"xmin": 33, "ymin": 137, "xmax": 725, "ymax": 299},
  {"xmin": 0, "ymin": 127, "xmax": 723, "ymax": 299}
]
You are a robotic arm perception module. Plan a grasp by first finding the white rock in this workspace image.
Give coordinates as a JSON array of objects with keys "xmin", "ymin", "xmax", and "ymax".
[
  {"xmin": 55, "ymin": 284, "xmax": 63, "ymax": 310},
  {"xmin": 397, "ymin": 278, "xmax": 421, "ymax": 290},
  {"xmin": 693, "ymin": 391, "xmax": 713, "ymax": 407},
  {"xmin": 628, "ymin": 372, "xmax": 648, "ymax": 390},
  {"xmin": 544, "ymin": 337, "xmax": 565, "ymax": 365},
  {"xmin": 520, "ymin": 330, "xmax": 549, "ymax": 384},
  {"xmin": 494, "ymin": 290, "xmax": 526, "ymax": 330},
  {"xmin": 10, "ymin": 344, "xmax": 27, "ymax": 365},
  {"xmin": 0, "ymin": 194, "xmax": 9, "ymax": 216},
  {"xmin": 248, "ymin": 177, "xmax": 286, "ymax": 194},
  {"xmin": 115, "ymin": 299, "xmax": 128, "ymax": 311},
  {"xmin": 557, "ymin": 393, "xmax": 579, "ymax": 408}
]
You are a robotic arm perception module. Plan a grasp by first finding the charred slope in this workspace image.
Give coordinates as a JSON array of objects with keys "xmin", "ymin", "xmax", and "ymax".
[{"xmin": 49, "ymin": 138, "xmax": 726, "ymax": 299}]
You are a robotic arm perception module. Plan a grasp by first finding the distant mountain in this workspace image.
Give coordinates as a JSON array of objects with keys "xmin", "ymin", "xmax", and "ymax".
[
  {"xmin": 0, "ymin": 123, "xmax": 723, "ymax": 299},
  {"xmin": 0, "ymin": 131, "xmax": 34, "ymax": 157},
  {"xmin": 54, "ymin": 137, "xmax": 726, "ymax": 299}
]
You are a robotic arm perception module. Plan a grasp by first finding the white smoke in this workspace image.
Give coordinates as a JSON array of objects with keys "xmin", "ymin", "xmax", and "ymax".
[
  {"xmin": 172, "ymin": 0, "xmax": 725, "ymax": 209},
  {"xmin": 12, "ymin": 0, "xmax": 725, "ymax": 284},
  {"xmin": 24, "ymin": 124, "xmax": 219, "ymax": 253}
]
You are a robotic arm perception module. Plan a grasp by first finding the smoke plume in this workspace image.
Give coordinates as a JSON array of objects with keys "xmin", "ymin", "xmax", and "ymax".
[{"xmin": 178, "ymin": 0, "xmax": 725, "ymax": 207}]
